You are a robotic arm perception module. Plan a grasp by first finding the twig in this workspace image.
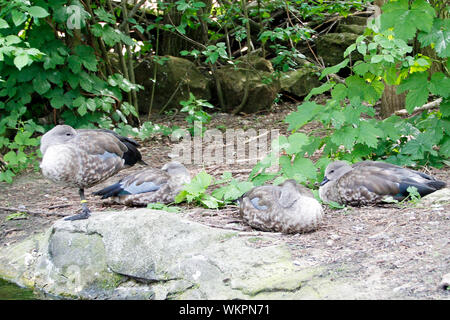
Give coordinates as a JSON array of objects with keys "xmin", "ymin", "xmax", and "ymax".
[
  {"xmin": 0, "ymin": 206, "xmax": 67, "ymax": 217},
  {"xmin": 394, "ymin": 98, "xmax": 442, "ymax": 116}
]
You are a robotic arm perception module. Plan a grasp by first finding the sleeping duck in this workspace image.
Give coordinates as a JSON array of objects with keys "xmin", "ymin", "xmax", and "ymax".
[
  {"xmin": 239, "ymin": 179, "xmax": 323, "ymax": 234},
  {"xmin": 319, "ymin": 160, "xmax": 446, "ymax": 206},
  {"xmin": 40, "ymin": 125, "xmax": 145, "ymax": 220},
  {"xmin": 93, "ymin": 161, "xmax": 191, "ymax": 206}
]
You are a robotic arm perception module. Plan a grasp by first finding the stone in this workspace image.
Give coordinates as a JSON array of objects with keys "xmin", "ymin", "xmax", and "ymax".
[
  {"xmin": 0, "ymin": 209, "xmax": 321, "ymax": 299},
  {"xmin": 215, "ymin": 57, "xmax": 280, "ymax": 113},
  {"xmin": 420, "ymin": 188, "xmax": 450, "ymax": 205},
  {"xmin": 280, "ymin": 66, "xmax": 321, "ymax": 98},
  {"xmin": 134, "ymin": 56, "xmax": 212, "ymax": 114},
  {"xmin": 336, "ymin": 24, "xmax": 367, "ymax": 35},
  {"xmin": 315, "ymin": 32, "xmax": 362, "ymax": 67}
]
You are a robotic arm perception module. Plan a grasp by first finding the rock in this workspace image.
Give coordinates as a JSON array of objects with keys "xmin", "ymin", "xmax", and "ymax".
[
  {"xmin": 315, "ymin": 32, "xmax": 362, "ymax": 67},
  {"xmin": 216, "ymin": 57, "xmax": 280, "ymax": 114},
  {"xmin": 0, "ymin": 209, "xmax": 321, "ymax": 299},
  {"xmin": 420, "ymin": 188, "xmax": 450, "ymax": 205},
  {"xmin": 336, "ymin": 24, "xmax": 367, "ymax": 35},
  {"xmin": 280, "ymin": 66, "xmax": 321, "ymax": 98},
  {"xmin": 134, "ymin": 56, "xmax": 212, "ymax": 114},
  {"xmin": 340, "ymin": 16, "xmax": 368, "ymax": 26},
  {"xmin": 440, "ymin": 273, "xmax": 450, "ymax": 290}
]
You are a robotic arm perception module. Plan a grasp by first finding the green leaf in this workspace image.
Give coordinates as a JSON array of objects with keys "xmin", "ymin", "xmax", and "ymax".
[
  {"xmin": 285, "ymin": 102, "xmax": 322, "ymax": 131},
  {"xmin": 13, "ymin": 54, "xmax": 30, "ymax": 70},
  {"xmin": 320, "ymin": 59, "xmax": 349, "ymax": 80},
  {"xmin": 380, "ymin": 0, "xmax": 435, "ymax": 41},
  {"xmin": 305, "ymin": 82, "xmax": 334, "ymax": 101},
  {"xmin": 418, "ymin": 19, "xmax": 450, "ymax": 58},
  {"xmin": 330, "ymin": 126, "xmax": 358, "ymax": 150},
  {"xmin": 11, "ymin": 10, "xmax": 27, "ymax": 26},
  {"xmin": 75, "ymin": 46, "xmax": 98, "ymax": 71},
  {"xmin": 68, "ymin": 56, "xmax": 82, "ymax": 73},
  {"xmin": 356, "ymin": 121, "xmax": 384, "ymax": 148},
  {"xmin": 429, "ymin": 72, "xmax": 450, "ymax": 98},
  {"xmin": 27, "ymin": 6, "xmax": 50, "ymax": 18},
  {"xmin": 397, "ymin": 72, "xmax": 429, "ymax": 113},
  {"xmin": 0, "ymin": 18, "xmax": 9, "ymax": 29},
  {"xmin": 32, "ymin": 77, "xmax": 51, "ymax": 95},
  {"xmin": 285, "ymin": 132, "xmax": 310, "ymax": 155}
]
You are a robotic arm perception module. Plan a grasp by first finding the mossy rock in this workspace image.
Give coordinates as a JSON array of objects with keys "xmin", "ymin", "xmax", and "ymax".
[
  {"xmin": 280, "ymin": 66, "xmax": 321, "ymax": 98},
  {"xmin": 315, "ymin": 32, "xmax": 362, "ymax": 67},
  {"xmin": 134, "ymin": 56, "xmax": 213, "ymax": 114},
  {"xmin": 216, "ymin": 58, "xmax": 280, "ymax": 114}
]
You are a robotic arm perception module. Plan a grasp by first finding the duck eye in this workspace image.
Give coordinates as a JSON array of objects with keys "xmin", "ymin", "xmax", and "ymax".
[{"xmin": 66, "ymin": 133, "xmax": 72, "ymax": 136}]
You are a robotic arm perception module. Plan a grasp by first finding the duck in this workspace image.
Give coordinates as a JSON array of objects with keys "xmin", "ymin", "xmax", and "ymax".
[
  {"xmin": 238, "ymin": 179, "xmax": 323, "ymax": 234},
  {"xmin": 93, "ymin": 161, "xmax": 191, "ymax": 206},
  {"xmin": 319, "ymin": 160, "xmax": 446, "ymax": 206},
  {"xmin": 40, "ymin": 124, "xmax": 145, "ymax": 220}
]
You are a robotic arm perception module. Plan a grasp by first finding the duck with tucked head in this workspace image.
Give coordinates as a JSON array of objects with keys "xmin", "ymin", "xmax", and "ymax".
[
  {"xmin": 319, "ymin": 160, "xmax": 446, "ymax": 206},
  {"xmin": 239, "ymin": 179, "xmax": 323, "ymax": 234},
  {"xmin": 40, "ymin": 125, "xmax": 145, "ymax": 220},
  {"xmin": 93, "ymin": 161, "xmax": 191, "ymax": 206}
]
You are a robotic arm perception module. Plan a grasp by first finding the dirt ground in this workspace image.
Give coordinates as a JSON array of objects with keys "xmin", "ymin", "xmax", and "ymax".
[{"xmin": 0, "ymin": 103, "xmax": 449, "ymax": 299}]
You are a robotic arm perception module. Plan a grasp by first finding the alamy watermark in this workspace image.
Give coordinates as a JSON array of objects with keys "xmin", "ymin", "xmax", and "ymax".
[{"xmin": 169, "ymin": 122, "xmax": 280, "ymax": 169}]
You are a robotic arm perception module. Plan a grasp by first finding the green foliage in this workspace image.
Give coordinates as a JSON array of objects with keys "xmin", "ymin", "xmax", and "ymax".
[
  {"xmin": 211, "ymin": 171, "xmax": 254, "ymax": 203},
  {"xmin": 249, "ymin": 0, "xmax": 449, "ymax": 188},
  {"xmin": 174, "ymin": 170, "xmax": 222, "ymax": 208},
  {"xmin": 0, "ymin": 0, "xmax": 143, "ymax": 182},
  {"xmin": 180, "ymin": 93, "xmax": 214, "ymax": 135}
]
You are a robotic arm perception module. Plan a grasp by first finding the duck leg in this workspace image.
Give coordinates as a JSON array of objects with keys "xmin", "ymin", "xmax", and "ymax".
[{"xmin": 64, "ymin": 188, "xmax": 91, "ymax": 221}]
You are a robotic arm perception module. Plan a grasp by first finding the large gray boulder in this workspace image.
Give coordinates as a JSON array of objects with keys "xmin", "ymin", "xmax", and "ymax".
[{"xmin": 0, "ymin": 209, "xmax": 322, "ymax": 299}]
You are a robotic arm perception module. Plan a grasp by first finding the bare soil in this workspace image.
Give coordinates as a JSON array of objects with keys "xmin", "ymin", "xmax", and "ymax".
[{"xmin": 0, "ymin": 103, "xmax": 449, "ymax": 299}]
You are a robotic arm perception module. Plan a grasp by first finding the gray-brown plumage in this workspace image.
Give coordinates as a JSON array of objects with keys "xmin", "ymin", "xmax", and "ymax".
[
  {"xmin": 319, "ymin": 160, "xmax": 446, "ymax": 206},
  {"xmin": 40, "ymin": 125, "xmax": 144, "ymax": 220},
  {"xmin": 239, "ymin": 179, "xmax": 323, "ymax": 234},
  {"xmin": 93, "ymin": 162, "xmax": 191, "ymax": 206}
]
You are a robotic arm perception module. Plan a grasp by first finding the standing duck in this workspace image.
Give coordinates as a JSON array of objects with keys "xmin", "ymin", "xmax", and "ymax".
[
  {"xmin": 40, "ymin": 125, "xmax": 145, "ymax": 220},
  {"xmin": 93, "ymin": 161, "xmax": 191, "ymax": 206},
  {"xmin": 239, "ymin": 179, "xmax": 323, "ymax": 234},
  {"xmin": 319, "ymin": 160, "xmax": 446, "ymax": 206}
]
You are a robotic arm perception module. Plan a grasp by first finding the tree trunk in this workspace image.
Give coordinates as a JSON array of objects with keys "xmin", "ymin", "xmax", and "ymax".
[
  {"xmin": 374, "ymin": 0, "xmax": 406, "ymax": 119},
  {"xmin": 159, "ymin": 0, "xmax": 212, "ymax": 57}
]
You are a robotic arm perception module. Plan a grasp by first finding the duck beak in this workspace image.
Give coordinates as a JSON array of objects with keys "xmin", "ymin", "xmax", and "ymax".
[{"xmin": 320, "ymin": 176, "xmax": 329, "ymax": 186}]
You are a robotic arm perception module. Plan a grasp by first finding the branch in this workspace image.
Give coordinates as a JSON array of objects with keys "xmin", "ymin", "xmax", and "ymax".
[
  {"xmin": 394, "ymin": 98, "xmax": 442, "ymax": 117},
  {"xmin": 0, "ymin": 206, "xmax": 67, "ymax": 217}
]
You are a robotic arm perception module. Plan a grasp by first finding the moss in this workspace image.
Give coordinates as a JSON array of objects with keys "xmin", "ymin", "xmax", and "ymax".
[{"xmin": 96, "ymin": 273, "xmax": 126, "ymax": 290}]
